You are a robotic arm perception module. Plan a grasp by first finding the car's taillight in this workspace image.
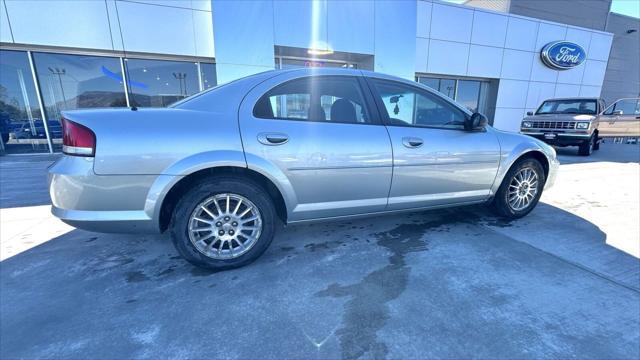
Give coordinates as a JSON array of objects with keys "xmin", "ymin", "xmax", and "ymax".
[{"xmin": 62, "ymin": 118, "xmax": 95, "ymax": 157}]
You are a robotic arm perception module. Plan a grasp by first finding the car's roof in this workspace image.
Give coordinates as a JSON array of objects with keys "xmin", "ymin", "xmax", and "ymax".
[
  {"xmin": 282, "ymin": 67, "xmax": 402, "ymax": 82},
  {"xmin": 176, "ymin": 67, "xmax": 472, "ymax": 115},
  {"xmin": 285, "ymin": 67, "xmax": 361, "ymax": 75},
  {"xmin": 543, "ymin": 97, "xmax": 602, "ymax": 101}
]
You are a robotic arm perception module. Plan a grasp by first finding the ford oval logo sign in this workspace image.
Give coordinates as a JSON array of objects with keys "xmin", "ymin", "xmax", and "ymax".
[{"xmin": 541, "ymin": 41, "xmax": 586, "ymax": 70}]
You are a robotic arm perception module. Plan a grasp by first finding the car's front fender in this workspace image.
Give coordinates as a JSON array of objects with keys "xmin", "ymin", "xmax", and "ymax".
[{"xmin": 491, "ymin": 132, "xmax": 558, "ymax": 195}]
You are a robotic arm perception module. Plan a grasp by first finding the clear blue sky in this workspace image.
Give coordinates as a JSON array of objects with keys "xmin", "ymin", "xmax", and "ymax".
[
  {"xmin": 611, "ymin": 0, "xmax": 640, "ymax": 18},
  {"xmin": 442, "ymin": 0, "xmax": 639, "ymax": 19}
]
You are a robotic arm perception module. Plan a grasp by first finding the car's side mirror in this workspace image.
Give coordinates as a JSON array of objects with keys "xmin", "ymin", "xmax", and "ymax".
[
  {"xmin": 465, "ymin": 112, "xmax": 488, "ymax": 131},
  {"xmin": 613, "ymin": 109, "xmax": 624, "ymax": 115},
  {"xmin": 526, "ymin": 111, "xmax": 534, "ymax": 116}
]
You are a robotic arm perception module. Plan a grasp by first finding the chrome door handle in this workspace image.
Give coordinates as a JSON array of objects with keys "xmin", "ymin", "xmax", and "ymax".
[
  {"xmin": 258, "ymin": 133, "xmax": 289, "ymax": 145},
  {"xmin": 402, "ymin": 137, "xmax": 423, "ymax": 148}
]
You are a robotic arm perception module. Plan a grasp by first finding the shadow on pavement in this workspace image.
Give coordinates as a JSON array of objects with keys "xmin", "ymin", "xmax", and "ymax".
[
  {"xmin": 0, "ymin": 155, "xmax": 58, "ymax": 209},
  {"xmin": 1, "ymin": 204, "xmax": 638, "ymax": 359},
  {"xmin": 555, "ymin": 142, "xmax": 640, "ymax": 165}
]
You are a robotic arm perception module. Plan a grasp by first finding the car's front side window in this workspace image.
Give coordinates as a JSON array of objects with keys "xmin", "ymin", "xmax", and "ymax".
[
  {"xmin": 371, "ymin": 80, "xmax": 466, "ymax": 129},
  {"xmin": 253, "ymin": 76, "xmax": 371, "ymax": 124},
  {"xmin": 604, "ymin": 99, "xmax": 640, "ymax": 115}
]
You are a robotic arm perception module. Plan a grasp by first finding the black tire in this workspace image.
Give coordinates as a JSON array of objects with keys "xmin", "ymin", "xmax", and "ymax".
[
  {"xmin": 578, "ymin": 135, "xmax": 594, "ymax": 156},
  {"xmin": 169, "ymin": 177, "xmax": 277, "ymax": 270},
  {"xmin": 593, "ymin": 136, "xmax": 600, "ymax": 151},
  {"xmin": 492, "ymin": 157, "xmax": 546, "ymax": 219}
]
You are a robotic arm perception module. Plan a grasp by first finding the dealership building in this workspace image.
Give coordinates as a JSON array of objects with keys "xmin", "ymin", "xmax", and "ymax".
[{"xmin": 0, "ymin": 0, "xmax": 638, "ymax": 154}]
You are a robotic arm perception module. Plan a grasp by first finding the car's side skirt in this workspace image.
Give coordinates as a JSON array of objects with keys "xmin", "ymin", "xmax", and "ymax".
[{"xmin": 285, "ymin": 199, "xmax": 488, "ymax": 225}]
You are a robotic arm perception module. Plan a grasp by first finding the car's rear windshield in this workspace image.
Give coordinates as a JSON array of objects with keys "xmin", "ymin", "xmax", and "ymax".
[{"xmin": 536, "ymin": 100, "xmax": 597, "ymax": 115}]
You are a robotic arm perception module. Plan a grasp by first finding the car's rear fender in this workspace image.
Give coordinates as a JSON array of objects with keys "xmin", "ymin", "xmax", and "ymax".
[
  {"xmin": 146, "ymin": 150, "xmax": 297, "ymax": 231},
  {"xmin": 61, "ymin": 107, "xmax": 245, "ymax": 175},
  {"xmin": 144, "ymin": 149, "xmax": 244, "ymax": 219}
]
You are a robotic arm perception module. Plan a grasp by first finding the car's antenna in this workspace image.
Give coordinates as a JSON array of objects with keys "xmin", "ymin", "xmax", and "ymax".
[{"xmin": 113, "ymin": 3, "xmax": 137, "ymax": 112}]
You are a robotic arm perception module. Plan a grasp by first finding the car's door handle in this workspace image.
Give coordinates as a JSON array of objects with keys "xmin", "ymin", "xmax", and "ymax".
[
  {"xmin": 402, "ymin": 137, "xmax": 423, "ymax": 148},
  {"xmin": 257, "ymin": 133, "xmax": 289, "ymax": 145}
]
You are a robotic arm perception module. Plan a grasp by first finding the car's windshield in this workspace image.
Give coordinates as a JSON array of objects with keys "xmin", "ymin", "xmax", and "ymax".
[{"xmin": 536, "ymin": 100, "xmax": 597, "ymax": 115}]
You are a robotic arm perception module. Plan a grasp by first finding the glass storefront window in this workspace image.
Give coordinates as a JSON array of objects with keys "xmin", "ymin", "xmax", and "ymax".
[
  {"xmin": 32, "ymin": 52, "xmax": 127, "ymax": 151},
  {"xmin": 419, "ymin": 77, "xmax": 455, "ymax": 99},
  {"xmin": 33, "ymin": 53, "xmax": 127, "ymax": 117},
  {"xmin": 417, "ymin": 75, "xmax": 493, "ymax": 114},
  {"xmin": 456, "ymin": 80, "xmax": 481, "ymax": 113},
  {"xmin": 1, "ymin": 50, "xmax": 215, "ymax": 155},
  {"xmin": 419, "ymin": 78, "xmax": 440, "ymax": 92},
  {"xmin": 200, "ymin": 63, "xmax": 217, "ymax": 90},
  {"xmin": 0, "ymin": 50, "xmax": 48, "ymax": 154},
  {"xmin": 439, "ymin": 79, "xmax": 456, "ymax": 99},
  {"xmin": 125, "ymin": 58, "xmax": 199, "ymax": 107}
]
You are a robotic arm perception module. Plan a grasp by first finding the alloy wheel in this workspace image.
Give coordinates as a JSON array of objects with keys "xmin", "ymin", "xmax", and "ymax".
[
  {"xmin": 507, "ymin": 167, "xmax": 539, "ymax": 211},
  {"xmin": 188, "ymin": 193, "xmax": 262, "ymax": 260}
]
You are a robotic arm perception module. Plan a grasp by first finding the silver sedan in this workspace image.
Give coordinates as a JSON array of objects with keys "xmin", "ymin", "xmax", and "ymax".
[{"xmin": 49, "ymin": 68, "xmax": 559, "ymax": 269}]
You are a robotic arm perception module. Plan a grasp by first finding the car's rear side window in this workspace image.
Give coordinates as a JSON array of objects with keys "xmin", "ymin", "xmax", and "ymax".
[{"xmin": 253, "ymin": 76, "xmax": 371, "ymax": 124}]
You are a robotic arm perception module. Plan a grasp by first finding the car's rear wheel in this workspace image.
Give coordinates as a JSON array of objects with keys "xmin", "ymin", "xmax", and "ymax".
[
  {"xmin": 578, "ymin": 135, "xmax": 595, "ymax": 156},
  {"xmin": 170, "ymin": 178, "xmax": 277, "ymax": 270},
  {"xmin": 492, "ymin": 158, "xmax": 545, "ymax": 219}
]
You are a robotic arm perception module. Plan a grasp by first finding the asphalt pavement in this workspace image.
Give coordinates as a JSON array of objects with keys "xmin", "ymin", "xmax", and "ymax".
[{"xmin": 0, "ymin": 143, "xmax": 638, "ymax": 359}]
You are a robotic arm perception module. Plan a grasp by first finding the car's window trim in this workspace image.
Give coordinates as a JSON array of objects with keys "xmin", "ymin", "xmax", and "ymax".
[
  {"xmin": 364, "ymin": 77, "xmax": 469, "ymax": 131},
  {"xmin": 252, "ymin": 75, "xmax": 382, "ymax": 126}
]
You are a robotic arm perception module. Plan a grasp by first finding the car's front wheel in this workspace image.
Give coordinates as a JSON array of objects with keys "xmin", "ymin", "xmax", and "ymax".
[
  {"xmin": 492, "ymin": 158, "xmax": 546, "ymax": 219},
  {"xmin": 170, "ymin": 177, "xmax": 277, "ymax": 270},
  {"xmin": 578, "ymin": 135, "xmax": 595, "ymax": 156}
]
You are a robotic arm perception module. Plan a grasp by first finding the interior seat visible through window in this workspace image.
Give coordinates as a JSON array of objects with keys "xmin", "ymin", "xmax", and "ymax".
[
  {"xmin": 330, "ymin": 99, "xmax": 357, "ymax": 123},
  {"xmin": 253, "ymin": 76, "xmax": 371, "ymax": 124}
]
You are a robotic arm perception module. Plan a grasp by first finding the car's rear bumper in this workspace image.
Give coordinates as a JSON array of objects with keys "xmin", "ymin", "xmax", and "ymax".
[
  {"xmin": 48, "ymin": 156, "xmax": 161, "ymax": 233},
  {"xmin": 51, "ymin": 207, "xmax": 156, "ymax": 233}
]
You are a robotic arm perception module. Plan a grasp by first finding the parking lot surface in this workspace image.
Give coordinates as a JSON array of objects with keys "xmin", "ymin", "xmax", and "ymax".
[{"xmin": 1, "ymin": 143, "xmax": 639, "ymax": 359}]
